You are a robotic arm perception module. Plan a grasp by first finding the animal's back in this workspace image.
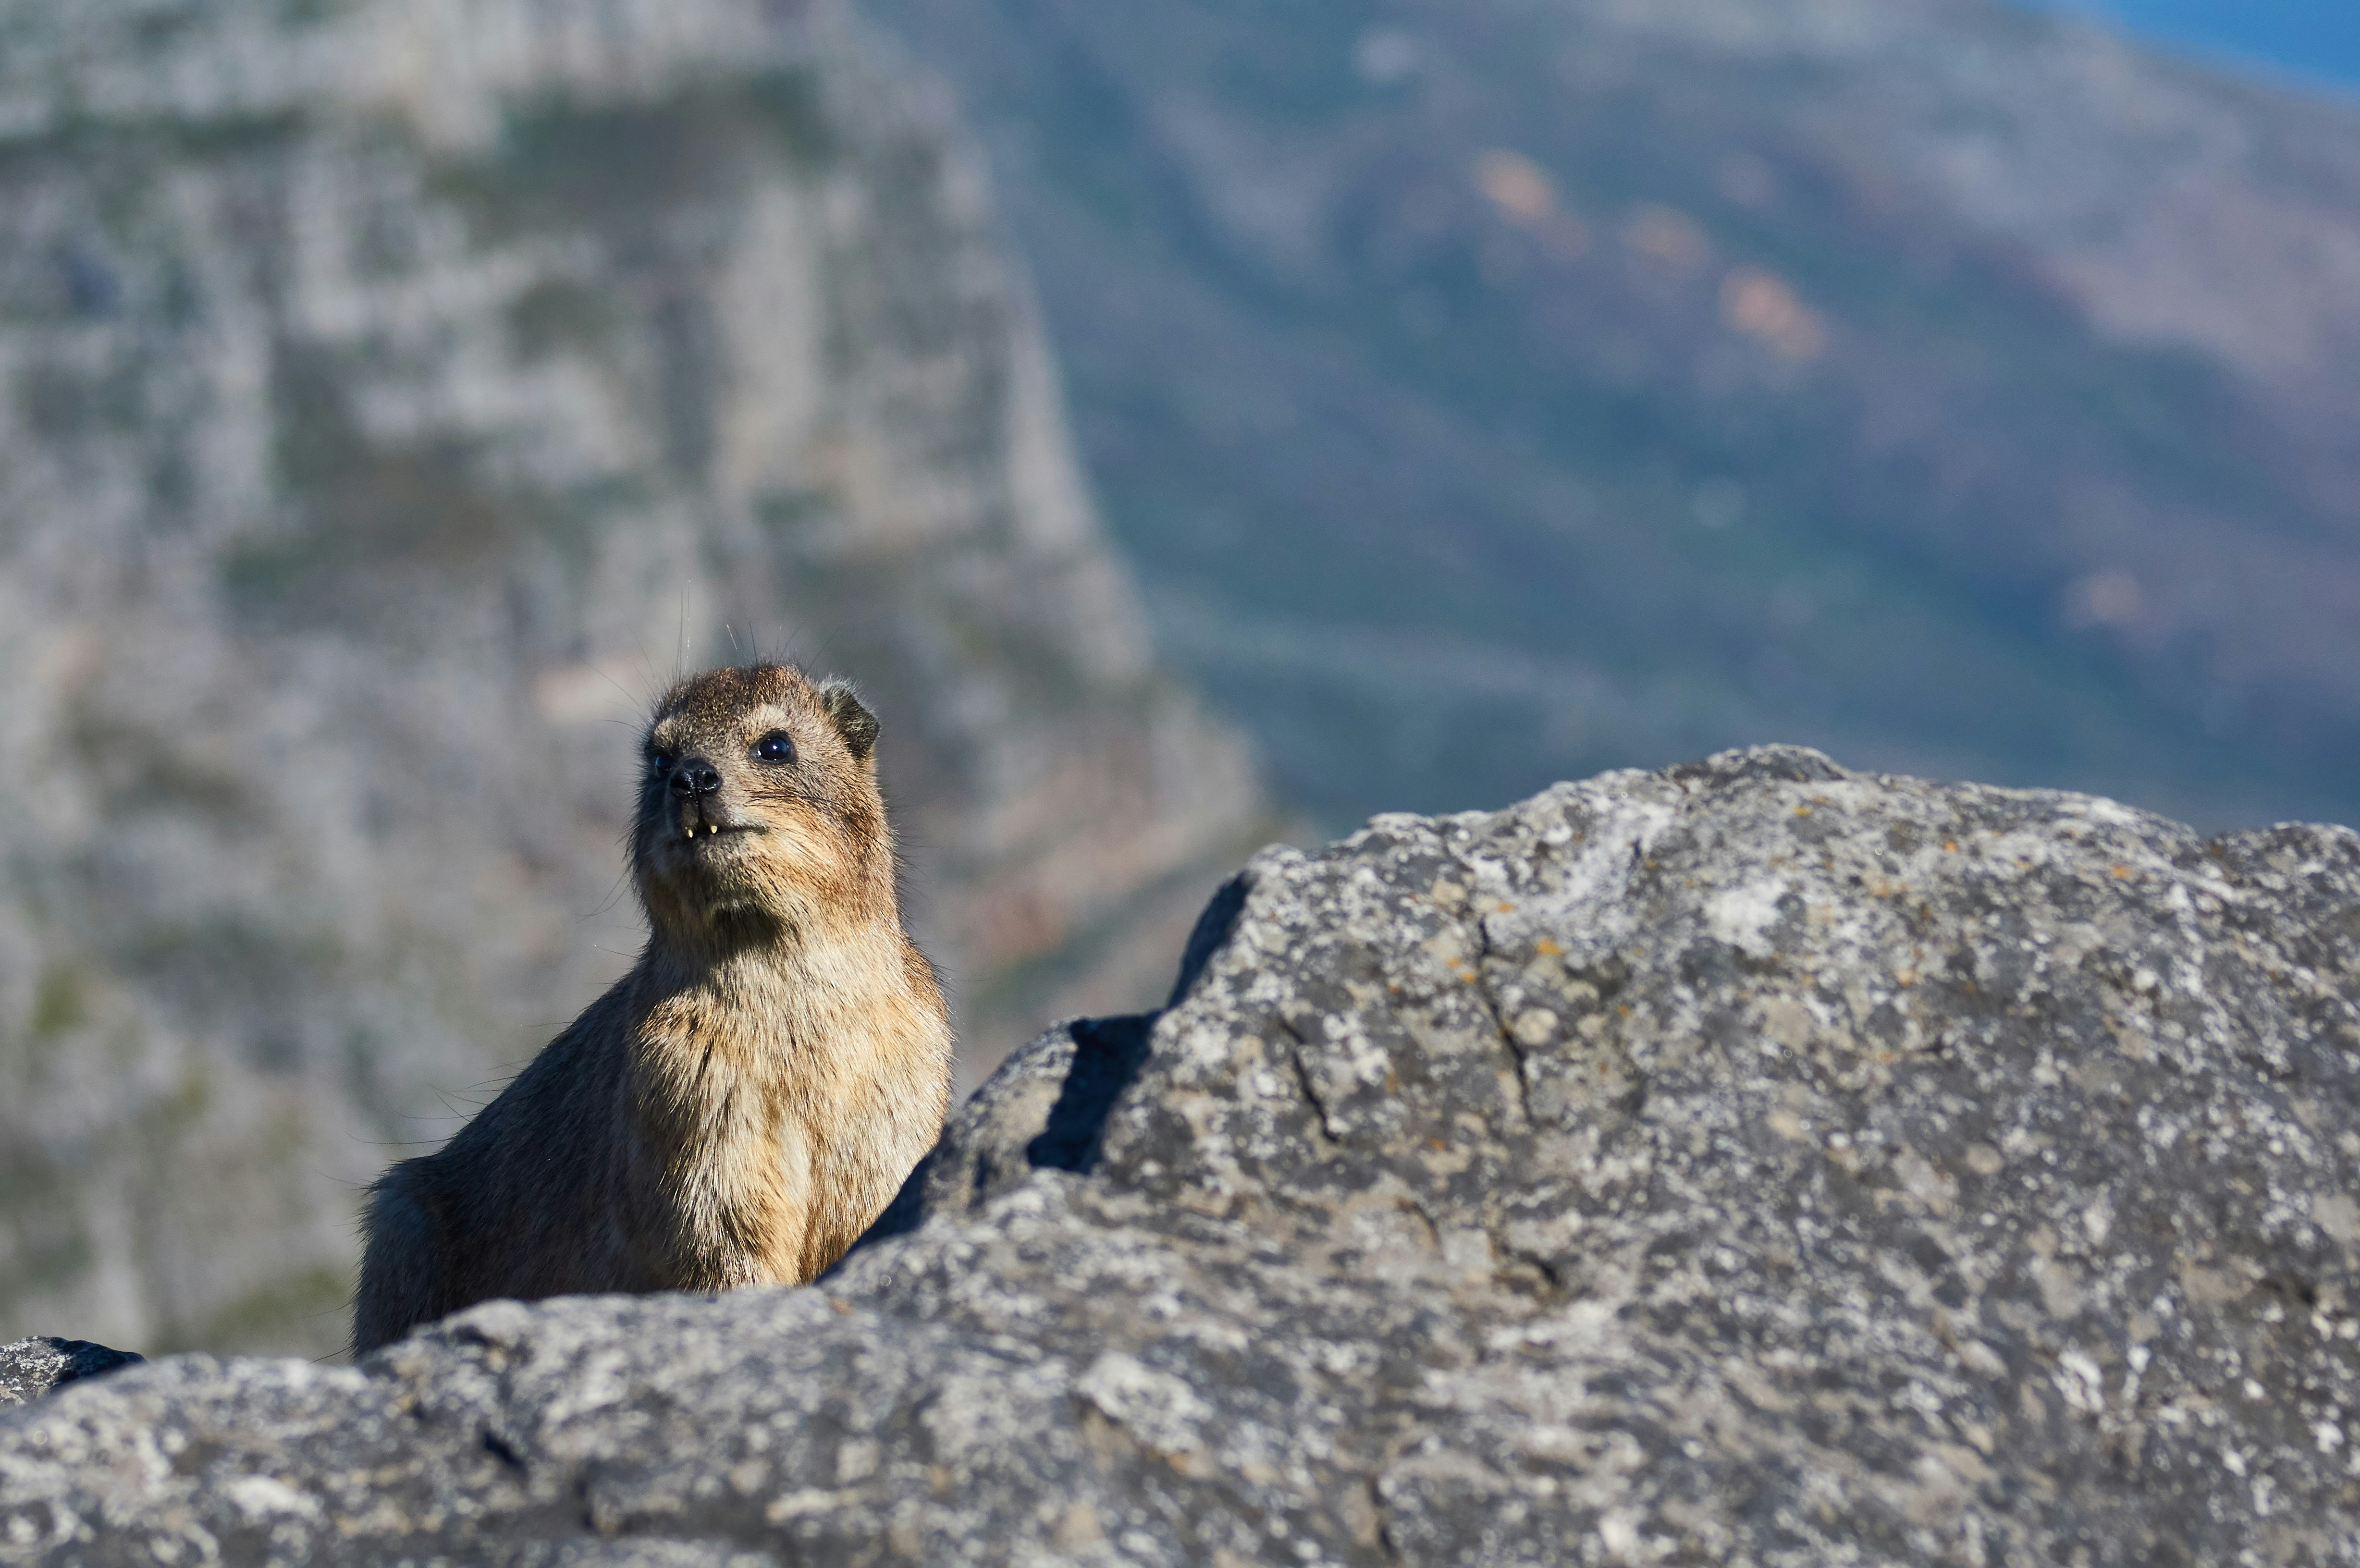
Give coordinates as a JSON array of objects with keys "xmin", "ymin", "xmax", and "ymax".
[{"xmin": 354, "ymin": 997, "xmax": 633, "ymax": 1352}]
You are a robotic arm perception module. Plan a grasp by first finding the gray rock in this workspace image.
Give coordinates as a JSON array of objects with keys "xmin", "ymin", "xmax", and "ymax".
[
  {"xmin": 0, "ymin": 1342, "xmax": 141, "ymax": 1410},
  {"xmin": 5, "ymin": 747, "xmax": 2359, "ymax": 1564}
]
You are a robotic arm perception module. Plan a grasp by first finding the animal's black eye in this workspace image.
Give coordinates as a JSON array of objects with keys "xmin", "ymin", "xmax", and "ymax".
[
  {"xmin": 752, "ymin": 731, "xmax": 796, "ymax": 764},
  {"xmin": 649, "ymin": 746, "xmax": 675, "ymax": 772}
]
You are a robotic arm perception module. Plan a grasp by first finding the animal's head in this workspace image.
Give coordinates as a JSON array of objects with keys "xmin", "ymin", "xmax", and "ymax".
[{"xmin": 631, "ymin": 663, "xmax": 891, "ymax": 946}]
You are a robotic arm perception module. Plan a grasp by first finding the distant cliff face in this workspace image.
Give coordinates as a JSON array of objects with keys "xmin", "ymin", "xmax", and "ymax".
[
  {"xmin": 858, "ymin": 0, "xmax": 2360, "ymax": 834},
  {"xmin": 0, "ymin": 0, "xmax": 1263, "ymax": 1357}
]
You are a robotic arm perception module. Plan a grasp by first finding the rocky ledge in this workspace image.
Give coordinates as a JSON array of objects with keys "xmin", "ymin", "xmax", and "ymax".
[{"xmin": 4, "ymin": 747, "xmax": 2358, "ymax": 1565}]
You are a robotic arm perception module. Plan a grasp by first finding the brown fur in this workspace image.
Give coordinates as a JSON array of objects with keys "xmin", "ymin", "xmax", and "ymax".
[{"xmin": 352, "ymin": 663, "xmax": 952, "ymax": 1354}]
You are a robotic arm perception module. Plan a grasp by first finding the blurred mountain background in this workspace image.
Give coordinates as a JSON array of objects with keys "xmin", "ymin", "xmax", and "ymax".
[
  {"xmin": 4, "ymin": 0, "xmax": 2357, "ymax": 1360},
  {"xmin": 858, "ymin": 0, "xmax": 2360, "ymax": 834}
]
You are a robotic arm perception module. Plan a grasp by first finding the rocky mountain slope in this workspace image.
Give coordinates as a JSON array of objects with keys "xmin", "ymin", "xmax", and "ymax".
[
  {"xmin": 6, "ymin": 748, "xmax": 2357, "ymax": 1563},
  {"xmin": 856, "ymin": 0, "xmax": 2360, "ymax": 834},
  {"xmin": 0, "ymin": 0, "xmax": 1264, "ymax": 1360}
]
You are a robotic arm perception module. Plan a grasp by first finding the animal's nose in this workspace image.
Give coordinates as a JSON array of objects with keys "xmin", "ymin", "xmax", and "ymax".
[{"xmin": 668, "ymin": 759, "xmax": 721, "ymax": 799}]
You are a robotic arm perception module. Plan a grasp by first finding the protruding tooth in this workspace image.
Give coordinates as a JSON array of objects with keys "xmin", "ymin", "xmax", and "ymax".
[
  {"xmin": 683, "ymin": 827, "xmax": 694, "ymax": 841},
  {"xmin": 708, "ymin": 822, "xmax": 719, "ymax": 836}
]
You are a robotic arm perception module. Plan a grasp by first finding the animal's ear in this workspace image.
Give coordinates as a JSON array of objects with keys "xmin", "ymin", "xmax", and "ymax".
[{"xmin": 816, "ymin": 679, "xmax": 880, "ymax": 762}]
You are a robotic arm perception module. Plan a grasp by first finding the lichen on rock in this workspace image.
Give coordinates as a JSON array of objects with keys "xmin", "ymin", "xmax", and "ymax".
[{"xmin": 5, "ymin": 747, "xmax": 2359, "ymax": 1563}]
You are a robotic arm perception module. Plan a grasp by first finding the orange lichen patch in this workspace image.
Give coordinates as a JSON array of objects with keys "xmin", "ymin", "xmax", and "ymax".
[
  {"xmin": 2064, "ymin": 570, "xmax": 2145, "ymax": 632},
  {"xmin": 1475, "ymin": 148, "xmax": 1557, "ymax": 224},
  {"xmin": 1944, "ymin": 841, "xmax": 1959, "ymax": 853},
  {"xmin": 1473, "ymin": 150, "xmax": 1590, "ymax": 261},
  {"xmin": 1497, "ymin": 902, "xmax": 1514, "ymax": 913},
  {"xmin": 1795, "ymin": 805, "xmax": 1813, "ymax": 817},
  {"xmin": 1721, "ymin": 266, "xmax": 1826, "ymax": 360},
  {"xmin": 2112, "ymin": 865, "xmax": 2131, "ymax": 879},
  {"xmin": 1617, "ymin": 1004, "xmax": 1634, "ymax": 1017},
  {"xmin": 1535, "ymin": 938, "xmax": 1563, "ymax": 956},
  {"xmin": 1623, "ymin": 205, "xmax": 1709, "ymax": 275}
]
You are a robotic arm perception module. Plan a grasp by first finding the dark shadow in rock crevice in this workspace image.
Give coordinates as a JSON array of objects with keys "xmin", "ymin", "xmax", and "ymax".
[
  {"xmin": 853, "ymin": 867, "xmax": 1247, "ymax": 1257},
  {"xmin": 1168, "ymin": 871, "xmax": 1249, "ymax": 1007},
  {"xmin": 1025, "ymin": 1013, "xmax": 1154, "ymax": 1175},
  {"xmin": 848, "ymin": 1011, "xmax": 1159, "ymax": 1255}
]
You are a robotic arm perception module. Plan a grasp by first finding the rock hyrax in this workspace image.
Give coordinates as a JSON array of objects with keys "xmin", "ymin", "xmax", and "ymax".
[{"xmin": 353, "ymin": 663, "xmax": 952, "ymax": 1354}]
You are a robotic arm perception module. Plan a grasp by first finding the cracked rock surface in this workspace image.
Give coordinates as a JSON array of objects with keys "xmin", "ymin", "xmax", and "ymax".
[{"xmin": 5, "ymin": 747, "xmax": 2360, "ymax": 1564}]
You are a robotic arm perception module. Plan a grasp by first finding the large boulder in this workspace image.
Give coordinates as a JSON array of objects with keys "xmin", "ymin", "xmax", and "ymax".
[{"xmin": 3, "ymin": 747, "xmax": 2358, "ymax": 1564}]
